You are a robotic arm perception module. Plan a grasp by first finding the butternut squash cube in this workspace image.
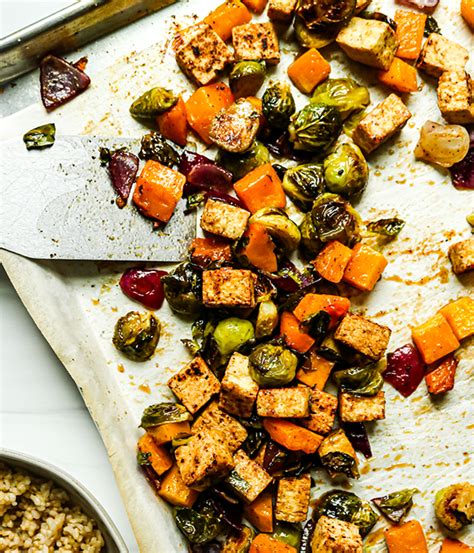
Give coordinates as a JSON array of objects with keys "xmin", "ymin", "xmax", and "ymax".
[
  {"xmin": 158, "ymin": 465, "xmax": 199, "ymax": 507},
  {"xmin": 439, "ymin": 297, "xmax": 474, "ymax": 340},
  {"xmin": 412, "ymin": 313, "xmax": 460, "ymax": 365},
  {"xmin": 288, "ymin": 48, "xmax": 331, "ymax": 94},
  {"xmin": 343, "ymin": 243, "xmax": 388, "ymax": 292}
]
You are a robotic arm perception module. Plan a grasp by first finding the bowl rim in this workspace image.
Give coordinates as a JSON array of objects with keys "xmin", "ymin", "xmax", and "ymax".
[{"xmin": 0, "ymin": 447, "xmax": 128, "ymax": 552}]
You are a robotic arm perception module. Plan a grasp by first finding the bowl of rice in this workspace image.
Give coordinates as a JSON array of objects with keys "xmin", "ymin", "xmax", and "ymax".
[{"xmin": 0, "ymin": 449, "xmax": 127, "ymax": 552}]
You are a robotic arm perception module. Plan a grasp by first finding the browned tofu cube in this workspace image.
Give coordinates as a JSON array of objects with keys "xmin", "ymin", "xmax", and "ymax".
[
  {"xmin": 275, "ymin": 474, "xmax": 311, "ymax": 522},
  {"xmin": 437, "ymin": 70, "xmax": 474, "ymax": 124},
  {"xmin": 339, "ymin": 391, "xmax": 386, "ymax": 423},
  {"xmin": 417, "ymin": 33, "xmax": 469, "ymax": 78},
  {"xmin": 175, "ymin": 430, "xmax": 234, "ymax": 490},
  {"xmin": 256, "ymin": 386, "xmax": 310, "ymax": 418},
  {"xmin": 192, "ymin": 401, "xmax": 248, "ymax": 452},
  {"xmin": 174, "ymin": 23, "xmax": 234, "ymax": 86},
  {"xmin": 219, "ymin": 353, "xmax": 259, "ymax": 418},
  {"xmin": 232, "ymin": 23, "xmax": 280, "ymax": 64},
  {"xmin": 267, "ymin": 0, "xmax": 298, "ymax": 21},
  {"xmin": 200, "ymin": 198, "xmax": 250, "ymax": 240},
  {"xmin": 168, "ymin": 357, "xmax": 220, "ymax": 414},
  {"xmin": 334, "ymin": 313, "xmax": 391, "ymax": 361},
  {"xmin": 311, "ymin": 516, "xmax": 363, "ymax": 552},
  {"xmin": 226, "ymin": 450, "xmax": 272, "ymax": 503},
  {"xmin": 353, "ymin": 93, "xmax": 411, "ymax": 154},
  {"xmin": 448, "ymin": 238, "xmax": 474, "ymax": 275},
  {"xmin": 203, "ymin": 268, "xmax": 256, "ymax": 308},
  {"xmin": 300, "ymin": 389, "xmax": 337, "ymax": 435}
]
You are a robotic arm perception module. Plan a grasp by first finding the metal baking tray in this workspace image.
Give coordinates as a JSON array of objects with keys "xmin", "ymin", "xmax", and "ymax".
[{"xmin": 0, "ymin": 0, "xmax": 176, "ymax": 85}]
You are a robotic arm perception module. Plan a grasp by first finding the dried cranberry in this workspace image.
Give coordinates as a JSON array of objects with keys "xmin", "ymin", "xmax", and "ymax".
[
  {"xmin": 384, "ymin": 343, "xmax": 425, "ymax": 397},
  {"xmin": 119, "ymin": 268, "xmax": 167, "ymax": 310}
]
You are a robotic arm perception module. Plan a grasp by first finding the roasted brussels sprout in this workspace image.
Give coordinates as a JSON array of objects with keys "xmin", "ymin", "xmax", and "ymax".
[
  {"xmin": 229, "ymin": 61, "xmax": 266, "ymax": 98},
  {"xmin": 323, "ymin": 143, "xmax": 368, "ymax": 199},
  {"xmin": 434, "ymin": 483, "xmax": 474, "ymax": 532},
  {"xmin": 272, "ymin": 522, "xmax": 302, "ymax": 548},
  {"xmin": 372, "ymin": 488, "xmax": 419, "ymax": 523},
  {"xmin": 213, "ymin": 318, "xmax": 255, "ymax": 358},
  {"xmin": 23, "ymin": 123, "xmax": 56, "ymax": 150},
  {"xmin": 296, "ymin": 0, "xmax": 356, "ymax": 30},
  {"xmin": 319, "ymin": 429, "xmax": 359, "ymax": 478},
  {"xmin": 314, "ymin": 490, "xmax": 378, "ymax": 537},
  {"xmin": 140, "ymin": 403, "xmax": 192, "ymax": 428},
  {"xmin": 310, "ymin": 193, "xmax": 361, "ymax": 246},
  {"xmin": 175, "ymin": 500, "xmax": 223, "ymax": 544},
  {"xmin": 139, "ymin": 132, "xmax": 180, "ymax": 167},
  {"xmin": 311, "ymin": 78, "xmax": 370, "ymax": 121},
  {"xmin": 130, "ymin": 87, "xmax": 178, "ymax": 120},
  {"xmin": 282, "ymin": 163, "xmax": 325, "ymax": 211},
  {"xmin": 343, "ymin": 109, "xmax": 367, "ymax": 139},
  {"xmin": 255, "ymin": 300, "xmax": 279, "ymax": 339},
  {"xmin": 162, "ymin": 262, "xmax": 202, "ymax": 316},
  {"xmin": 367, "ymin": 217, "xmax": 406, "ymax": 237},
  {"xmin": 249, "ymin": 343, "xmax": 298, "ymax": 387},
  {"xmin": 113, "ymin": 311, "xmax": 160, "ymax": 361},
  {"xmin": 216, "ymin": 141, "xmax": 270, "ymax": 180},
  {"xmin": 249, "ymin": 208, "xmax": 301, "ymax": 252},
  {"xmin": 222, "ymin": 526, "xmax": 255, "ymax": 553},
  {"xmin": 332, "ymin": 365, "xmax": 384, "ymax": 396},
  {"xmin": 294, "ymin": 16, "xmax": 338, "ymax": 48},
  {"xmin": 299, "ymin": 212, "xmax": 322, "ymax": 256},
  {"xmin": 262, "ymin": 81, "xmax": 296, "ymax": 130},
  {"xmin": 289, "ymin": 104, "xmax": 342, "ymax": 152}
]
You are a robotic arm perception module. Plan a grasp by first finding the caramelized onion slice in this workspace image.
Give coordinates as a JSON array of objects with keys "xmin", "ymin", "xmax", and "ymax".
[
  {"xmin": 40, "ymin": 55, "xmax": 91, "ymax": 110},
  {"xmin": 414, "ymin": 121, "xmax": 470, "ymax": 168}
]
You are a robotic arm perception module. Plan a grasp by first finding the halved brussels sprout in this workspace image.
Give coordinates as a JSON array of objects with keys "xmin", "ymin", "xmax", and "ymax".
[
  {"xmin": 310, "ymin": 193, "xmax": 361, "ymax": 246},
  {"xmin": 289, "ymin": 104, "xmax": 342, "ymax": 152},
  {"xmin": 213, "ymin": 318, "xmax": 255, "ymax": 358},
  {"xmin": 296, "ymin": 0, "xmax": 356, "ymax": 29},
  {"xmin": 139, "ymin": 132, "xmax": 180, "ymax": 167},
  {"xmin": 112, "ymin": 311, "xmax": 160, "ymax": 361},
  {"xmin": 311, "ymin": 78, "xmax": 370, "ymax": 121},
  {"xmin": 249, "ymin": 343, "xmax": 298, "ymax": 387},
  {"xmin": 294, "ymin": 16, "xmax": 339, "ymax": 48},
  {"xmin": 140, "ymin": 403, "xmax": 192, "ymax": 428},
  {"xmin": 323, "ymin": 143, "xmax": 368, "ymax": 200},
  {"xmin": 229, "ymin": 61, "xmax": 266, "ymax": 99},
  {"xmin": 175, "ymin": 500, "xmax": 223, "ymax": 544},
  {"xmin": 255, "ymin": 300, "xmax": 279, "ymax": 339},
  {"xmin": 434, "ymin": 483, "xmax": 474, "ymax": 532},
  {"xmin": 372, "ymin": 488, "xmax": 419, "ymax": 523},
  {"xmin": 282, "ymin": 163, "xmax": 325, "ymax": 211},
  {"xmin": 249, "ymin": 208, "xmax": 301, "ymax": 252},
  {"xmin": 319, "ymin": 429, "xmax": 359, "ymax": 478},
  {"xmin": 314, "ymin": 490, "xmax": 378, "ymax": 537},
  {"xmin": 262, "ymin": 81, "xmax": 296, "ymax": 130},
  {"xmin": 130, "ymin": 87, "xmax": 178, "ymax": 120},
  {"xmin": 299, "ymin": 212, "xmax": 323, "ymax": 255},
  {"xmin": 222, "ymin": 526, "xmax": 255, "ymax": 553},
  {"xmin": 23, "ymin": 123, "xmax": 56, "ymax": 150},
  {"xmin": 162, "ymin": 262, "xmax": 202, "ymax": 316},
  {"xmin": 272, "ymin": 522, "xmax": 302, "ymax": 548},
  {"xmin": 332, "ymin": 365, "xmax": 383, "ymax": 396},
  {"xmin": 216, "ymin": 141, "xmax": 270, "ymax": 180}
]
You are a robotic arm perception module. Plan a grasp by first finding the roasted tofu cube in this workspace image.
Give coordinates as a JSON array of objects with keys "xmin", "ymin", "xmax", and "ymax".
[
  {"xmin": 437, "ymin": 70, "xmax": 474, "ymax": 124},
  {"xmin": 300, "ymin": 389, "xmax": 337, "ymax": 435},
  {"xmin": 174, "ymin": 23, "xmax": 234, "ymax": 86},
  {"xmin": 339, "ymin": 391, "xmax": 386, "ymax": 423},
  {"xmin": 168, "ymin": 357, "xmax": 220, "ymax": 414},
  {"xmin": 318, "ymin": 429, "xmax": 359, "ymax": 478},
  {"xmin": 209, "ymin": 98, "xmax": 261, "ymax": 153},
  {"xmin": 200, "ymin": 198, "xmax": 250, "ymax": 240},
  {"xmin": 335, "ymin": 313, "xmax": 391, "ymax": 361},
  {"xmin": 175, "ymin": 430, "xmax": 234, "ymax": 490},
  {"xmin": 192, "ymin": 401, "xmax": 248, "ymax": 452},
  {"xmin": 256, "ymin": 386, "xmax": 311, "ymax": 418},
  {"xmin": 202, "ymin": 268, "xmax": 256, "ymax": 308},
  {"xmin": 311, "ymin": 515, "xmax": 363, "ymax": 552},
  {"xmin": 449, "ymin": 237, "xmax": 474, "ymax": 275},
  {"xmin": 267, "ymin": 0, "xmax": 298, "ymax": 21},
  {"xmin": 226, "ymin": 450, "xmax": 272, "ymax": 503},
  {"xmin": 275, "ymin": 474, "xmax": 311, "ymax": 523},
  {"xmin": 219, "ymin": 353, "xmax": 259, "ymax": 418},
  {"xmin": 353, "ymin": 93, "xmax": 411, "ymax": 154},
  {"xmin": 336, "ymin": 17, "xmax": 397, "ymax": 70},
  {"xmin": 232, "ymin": 23, "xmax": 280, "ymax": 64},
  {"xmin": 417, "ymin": 33, "xmax": 469, "ymax": 78}
]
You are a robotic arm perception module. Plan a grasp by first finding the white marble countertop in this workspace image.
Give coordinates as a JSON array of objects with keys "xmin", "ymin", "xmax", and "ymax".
[{"xmin": 0, "ymin": 266, "xmax": 138, "ymax": 551}]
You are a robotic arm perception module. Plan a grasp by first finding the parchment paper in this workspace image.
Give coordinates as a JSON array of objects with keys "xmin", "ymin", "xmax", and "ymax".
[{"xmin": 1, "ymin": 0, "xmax": 473, "ymax": 551}]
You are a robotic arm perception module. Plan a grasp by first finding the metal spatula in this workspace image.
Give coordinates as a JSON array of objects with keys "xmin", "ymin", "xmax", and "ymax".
[{"xmin": 0, "ymin": 135, "xmax": 196, "ymax": 262}]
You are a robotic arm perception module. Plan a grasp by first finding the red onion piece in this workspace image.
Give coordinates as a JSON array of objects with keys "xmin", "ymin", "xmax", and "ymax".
[
  {"xmin": 109, "ymin": 151, "xmax": 139, "ymax": 207},
  {"xmin": 383, "ymin": 344, "xmax": 425, "ymax": 397},
  {"xmin": 341, "ymin": 422, "xmax": 372, "ymax": 458},
  {"xmin": 187, "ymin": 164, "xmax": 233, "ymax": 188},
  {"xmin": 179, "ymin": 150, "xmax": 215, "ymax": 176},
  {"xmin": 119, "ymin": 268, "xmax": 167, "ymax": 310},
  {"xmin": 450, "ymin": 130, "xmax": 474, "ymax": 189},
  {"xmin": 396, "ymin": 0, "xmax": 439, "ymax": 13},
  {"xmin": 40, "ymin": 55, "xmax": 91, "ymax": 110}
]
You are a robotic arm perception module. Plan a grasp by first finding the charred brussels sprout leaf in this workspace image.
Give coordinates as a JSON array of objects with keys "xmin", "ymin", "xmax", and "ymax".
[
  {"xmin": 323, "ymin": 143, "xmax": 368, "ymax": 200},
  {"xmin": 367, "ymin": 218, "xmax": 406, "ymax": 237},
  {"xmin": 333, "ymin": 365, "xmax": 383, "ymax": 396},
  {"xmin": 299, "ymin": 212, "xmax": 323, "ymax": 256},
  {"xmin": 130, "ymin": 87, "xmax": 178, "ymax": 120},
  {"xmin": 289, "ymin": 104, "xmax": 342, "ymax": 152},
  {"xmin": 162, "ymin": 262, "xmax": 202, "ymax": 316},
  {"xmin": 372, "ymin": 488, "xmax": 419, "ymax": 523},
  {"xmin": 305, "ymin": 310, "xmax": 330, "ymax": 345},
  {"xmin": 294, "ymin": 16, "xmax": 339, "ymax": 48},
  {"xmin": 262, "ymin": 81, "xmax": 296, "ymax": 130},
  {"xmin": 311, "ymin": 78, "xmax": 370, "ymax": 121},
  {"xmin": 140, "ymin": 402, "xmax": 192, "ymax": 428},
  {"xmin": 222, "ymin": 526, "xmax": 255, "ymax": 552},
  {"xmin": 314, "ymin": 490, "xmax": 378, "ymax": 537},
  {"xmin": 216, "ymin": 141, "xmax": 270, "ymax": 180},
  {"xmin": 296, "ymin": 0, "xmax": 356, "ymax": 29},
  {"xmin": 310, "ymin": 193, "xmax": 361, "ymax": 246},
  {"xmin": 255, "ymin": 300, "xmax": 279, "ymax": 339},
  {"xmin": 113, "ymin": 311, "xmax": 160, "ymax": 361},
  {"xmin": 249, "ymin": 208, "xmax": 301, "ymax": 252},
  {"xmin": 139, "ymin": 132, "xmax": 180, "ymax": 167},
  {"xmin": 229, "ymin": 61, "xmax": 266, "ymax": 98},
  {"xmin": 320, "ymin": 452, "xmax": 359, "ymax": 479},
  {"xmin": 175, "ymin": 501, "xmax": 223, "ymax": 544},
  {"xmin": 213, "ymin": 318, "xmax": 255, "ymax": 358},
  {"xmin": 249, "ymin": 344, "xmax": 298, "ymax": 387},
  {"xmin": 424, "ymin": 15, "xmax": 441, "ymax": 36},
  {"xmin": 23, "ymin": 123, "xmax": 56, "ymax": 150},
  {"xmin": 272, "ymin": 522, "xmax": 302, "ymax": 548},
  {"xmin": 434, "ymin": 483, "xmax": 474, "ymax": 532},
  {"xmin": 136, "ymin": 451, "xmax": 151, "ymax": 466},
  {"xmin": 282, "ymin": 163, "xmax": 325, "ymax": 211}
]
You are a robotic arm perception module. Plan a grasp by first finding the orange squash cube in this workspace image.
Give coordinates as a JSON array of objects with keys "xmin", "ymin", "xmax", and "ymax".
[
  {"xmin": 241, "ymin": 0, "xmax": 267, "ymax": 13},
  {"xmin": 244, "ymin": 492, "xmax": 274, "ymax": 532},
  {"xmin": 204, "ymin": 0, "xmax": 252, "ymax": 41},
  {"xmin": 394, "ymin": 10, "xmax": 427, "ymax": 60},
  {"xmin": 425, "ymin": 355, "xmax": 458, "ymax": 395},
  {"xmin": 439, "ymin": 296, "xmax": 474, "ymax": 340},
  {"xmin": 343, "ymin": 243, "xmax": 388, "ymax": 292},
  {"xmin": 313, "ymin": 240, "xmax": 353, "ymax": 283},
  {"xmin": 241, "ymin": 223, "xmax": 278, "ymax": 273},
  {"xmin": 280, "ymin": 311, "xmax": 315, "ymax": 353},
  {"xmin": 296, "ymin": 351, "xmax": 334, "ymax": 390},
  {"xmin": 157, "ymin": 96, "xmax": 188, "ymax": 146},
  {"xmin": 158, "ymin": 465, "xmax": 199, "ymax": 507},
  {"xmin": 147, "ymin": 421, "xmax": 191, "ymax": 445},
  {"xmin": 412, "ymin": 313, "xmax": 460, "ymax": 365},
  {"xmin": 440, "ymin": 538, "xmax": 474, "ymax": 553},
  {"xmin": 288, "ymin": 48, "xmax": 331, "ymax": 94},
  {"xmin": 378, "ymin": 57, "xmax": 418, "ymax": 93},
  {"xmin": 293, "ymin": 294, "xmax": 351, "ymax": 327},
  {"xmin": 385, "ymin": 520, "xmax": 428, "ymax": 553},
  {"xmin": 250, "ymin": 534, "xmax": 297, "ymax": 553},
  {"xmin": 137, "ymin": 434, "xmax": 173, "ymax": 476},
  {"xmin": 233, "ymin": 163, "xmax": 286, "ymax": 213},
  {"xmin": 133, "ymin": 160, "xmax": 186, "ymax": 223}
]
